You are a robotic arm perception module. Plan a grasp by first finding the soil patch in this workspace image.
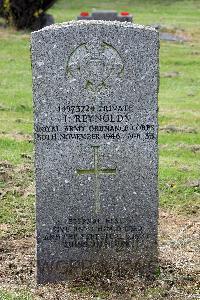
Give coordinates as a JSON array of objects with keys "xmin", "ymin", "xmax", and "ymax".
[{"xmin": 0, "ymin": 210, "xmax": 199, "ymax": 299}]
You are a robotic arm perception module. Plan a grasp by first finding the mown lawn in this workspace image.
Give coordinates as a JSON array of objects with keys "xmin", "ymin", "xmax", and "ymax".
[{"xmin": 0, "ymin": 0, "xmax": 199, "ymax": 299}]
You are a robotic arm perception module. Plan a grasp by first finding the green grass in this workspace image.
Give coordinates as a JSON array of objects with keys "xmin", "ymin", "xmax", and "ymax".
[
  {"xmin": 50, "ymin": 0, "xmax": 200, "ymax": 32},
  {"xmin": 0, "ymin": 290, "xmax": 32, "ymax": 300},
  {"xmin": 0, "ymin": 2, "xmax": 199, "ymax": 299},
  {"xmin": 0, "ymin": 0, "xmax": 199, "ymax": 238},
  {"xmin": 0, "ymin": 138, "xmax": 33, "ymax": 164}
]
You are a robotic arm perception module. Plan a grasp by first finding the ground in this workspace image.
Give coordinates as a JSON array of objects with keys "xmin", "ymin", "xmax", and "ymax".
[
  {"xmin": 0, "ymin": 211, "xmax": 199, "ymax": 299},
  {"xmin": 0, "ymin": 0, "xmax": 200, "ymax": 299}
]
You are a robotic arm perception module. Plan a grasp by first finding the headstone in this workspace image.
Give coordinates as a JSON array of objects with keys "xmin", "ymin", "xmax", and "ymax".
[
  {"xmin": 31, "ymin": 20, "xmax": 159, "ymax": 284},
  {"xmin": 77, "ymin": 10, "xmax": 133, "ymax": 22}
]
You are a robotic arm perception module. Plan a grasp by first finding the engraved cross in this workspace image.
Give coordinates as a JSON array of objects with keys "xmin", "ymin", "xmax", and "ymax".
[{"xmin": 76, "ymin": 146, "xmax": 116, "ymax": 214}]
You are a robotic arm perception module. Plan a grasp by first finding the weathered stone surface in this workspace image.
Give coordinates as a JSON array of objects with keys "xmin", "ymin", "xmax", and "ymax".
[{"xmin": 31, "ymin": 20, "xmax": 159, "ymax": 284}]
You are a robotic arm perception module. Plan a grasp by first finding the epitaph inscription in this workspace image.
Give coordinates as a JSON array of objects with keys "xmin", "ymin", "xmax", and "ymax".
[{"xmin": 31, "ymin": 21, "xmax": 159, "ymax": 284}]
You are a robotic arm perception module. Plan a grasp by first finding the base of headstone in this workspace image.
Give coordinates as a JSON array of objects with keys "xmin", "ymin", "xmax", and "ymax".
[{"xmin": 37, "ymin": 252, "xmax": 158, "ymax": 284}]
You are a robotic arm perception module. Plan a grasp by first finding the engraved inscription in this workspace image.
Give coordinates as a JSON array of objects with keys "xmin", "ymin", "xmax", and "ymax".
[
  {"xmin": 41, "ymin": 217, "xmax": 151, "ymax": 251},
  {"xmin": 67, "ymin": 41, "xmax": 124, "ymax": 93},
  {"xmin": 34, "ymin": 104, "xmax": 156, "ymax": 142},
  {"xmin": 76, "ymin": 146, "xmax": 116, "ymax": 214}
]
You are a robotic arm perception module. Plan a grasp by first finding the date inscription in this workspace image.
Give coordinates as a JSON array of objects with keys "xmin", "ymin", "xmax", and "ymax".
[{"xmin": 35, "ymin": 104, "xmax": 156, "ymax": 142}]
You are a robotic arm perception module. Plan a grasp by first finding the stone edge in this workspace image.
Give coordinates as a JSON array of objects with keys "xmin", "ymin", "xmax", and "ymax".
[{"xmin": 31, "ymin": 20, "xmax": 157, "ymax": 36}]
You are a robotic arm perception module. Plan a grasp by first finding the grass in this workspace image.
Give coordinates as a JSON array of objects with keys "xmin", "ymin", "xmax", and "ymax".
[
  {"xmin": 0, "ymin": 290, "xmax": 32, "ymax": 300},
  {"xmin": 0, "ymin": 0, "xmax": 200, "ymax": 299}
]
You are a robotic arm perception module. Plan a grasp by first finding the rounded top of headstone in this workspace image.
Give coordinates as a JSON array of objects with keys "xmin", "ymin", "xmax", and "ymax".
[{"xmin": 31, "ymin": 20, "xmax": 157, "ymax": 35}]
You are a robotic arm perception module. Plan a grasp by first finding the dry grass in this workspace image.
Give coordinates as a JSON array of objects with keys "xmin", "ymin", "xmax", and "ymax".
[{"xmin": 0, "ymin": 210, "xmax": 199, "ymax": 300}]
